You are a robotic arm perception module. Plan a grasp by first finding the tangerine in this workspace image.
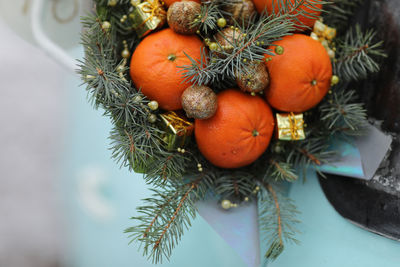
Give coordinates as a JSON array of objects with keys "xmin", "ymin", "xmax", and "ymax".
[
  {"xmin": 265, "ymin": 34, "xmax": 332, "ymax": 112},
  {"xmin": 130, "ymin": 28, "xmax": 204, "ymax": 110},
  {"xmin": 195, "ymin": 89, "xmax": 275, "ymax": 169},
  {"xmin": 252, "ymin": 0, "xmax": 322, "ymax": 29},
  {"xmin": 163, "ymin": 0, "xmax": 200, "ymax": 7}
]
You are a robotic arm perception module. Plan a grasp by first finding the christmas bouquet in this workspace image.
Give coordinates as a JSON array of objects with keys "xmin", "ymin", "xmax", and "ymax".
[{"xmin": 79, "ymin": 0, "xmax": 388, "ymax": 263}]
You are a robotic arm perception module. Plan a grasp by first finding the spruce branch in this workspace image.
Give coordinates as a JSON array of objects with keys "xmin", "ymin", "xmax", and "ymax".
[
  {"xmin": 190, "ymin": 0, "xmax": 224, "ymax": 34},
  {"xmin": 266, "ymin": 160, "xmax": 298, "ymax": 182},
  {"xmin": 335, "ymin": 24, "xmax": 386, "ymax": 82},
  {"xmin": 213, "ymin": 170, "xmax": 257, "ymax": 198},
  {"xmin": 319, "ymin": 89, "xmax": 368, "ymax": 135},
  {"xmin": 322, "ymin": 0, "xmax": 364, "ymax": 32},
  {"xmin": 126, "ymin": 174, "xmax": 214, "ymax": 264},
  {"xmin": 180, "ymin": 13, "xmax": 295, "ymax": 85},
  {"xmin": 270, "ymin": 0, "xmax": 328, "ymax": 30},
  {"xmin": 258, "ymin": 182, "xmax": 300, "ymax": 260}
]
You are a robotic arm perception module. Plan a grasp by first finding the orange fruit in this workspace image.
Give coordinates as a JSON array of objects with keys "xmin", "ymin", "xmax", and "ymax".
[
  {"xmin": 130, "ymin": 28, "xmax": 203, "ymax": 110},
  {"xmin": 195, "ymin": 89, "xmax": 275, "ymax": 169},
  {"xmin": 264, "ymin": 34, "xmax": 332, "ymax": 112},
  {"xmin": 164, "ymin": 0, "xmax": 201, "ymax": 7},
  {"xmin": 252, "ymin": 0, "xmax": 322, "ymax": 29}
]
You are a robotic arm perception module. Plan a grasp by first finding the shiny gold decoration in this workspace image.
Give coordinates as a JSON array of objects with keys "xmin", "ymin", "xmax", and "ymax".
[
  {"xmin": 276, "ymin": 113, "xmax": 306, "ymax": 141},
  {"xmin": 160, "ymin": 111, "xmax": 194, "ymax": 150},
  {"xmin": 130, "ymin": 0, "xmax": 167, "ymax": 37},
  {"xmin": 311, "ymin": 20, "xmax": 337, "ymax": 59}
]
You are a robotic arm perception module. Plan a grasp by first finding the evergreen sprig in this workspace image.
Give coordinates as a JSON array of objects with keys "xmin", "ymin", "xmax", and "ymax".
[
  {"xmin": 319, "ymin": 89, "xmax": 368, "ymax": 135},
  {"xmin": 322, "ymin": 0, "xmax": 364, "ymax": 32},
  {"xmin": 180, "ymin": 13, "xmax": 295, "ymax": 85},
  {"xmin": 258, "ymin": 183, "xmax": 300, "ymax": 260},
  {"xmin": 335, "ymin": 24, "xmax": 386, "ymax": 82},
  {"xmin": 190, "ymin": 0, "xmax": 224, "ymax": 34},
  {"xmin": 125, "ymin": 174, "xmax": 214, "ymax": 264}
]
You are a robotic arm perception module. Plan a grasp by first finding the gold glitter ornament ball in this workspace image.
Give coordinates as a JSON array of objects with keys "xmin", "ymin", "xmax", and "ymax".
[
  {"xmin": 181, "ymin": 85, "xmax": 218, "ymax": 119},
  {"xmin": 237, "ymin": 62, "xmax": 270, "ymax": 94},
  {"xmin": 167, "ymin": 0, "xmax": 201, "ymax": 35}
]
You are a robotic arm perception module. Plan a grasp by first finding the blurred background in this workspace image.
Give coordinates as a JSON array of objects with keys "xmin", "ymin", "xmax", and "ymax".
[{"xmin": 0, "ymin": 1, "xmax": 399, "ymax": 267}]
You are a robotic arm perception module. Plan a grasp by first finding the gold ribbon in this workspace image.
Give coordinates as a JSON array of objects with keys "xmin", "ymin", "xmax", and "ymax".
[
  {"xmin": 280, "ymin": 112, "xmax": 304, "ymax": 140},
  {"xmin": 162, "ymin": 111, "xmax": 193, "ymax": 136},
  {"xmin": 139, "ymin": 0, "xmax": 166, "ymax": 27}
]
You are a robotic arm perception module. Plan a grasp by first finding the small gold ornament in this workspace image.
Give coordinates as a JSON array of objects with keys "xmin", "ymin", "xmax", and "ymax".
[
  {"xmin": 311, "ymin": 20, "xmax": 337, "ymax": 59},
  {"xmin": 130, "ymin": 0, "xmax": 167, "ymax": 38},
  {"xmin": 221, "ymin": 199, "xmax": 233, "ymax": 210},
  {"xmin": 102, "ymin": 21, "xmax": 111, "ymax": 31},
  {"xmin": 160, "ymin": 111, "xmax": 194, "ymax": 150},
  {"xmin": 331, "ymin": 75, "xmax": 340, "ymax": 86},
  {"xmin": 148, "ymin": 114, "xmax": 157, "ymax": 123},
  {"xmin": 148, "ymin": 100, "xmax": 159, "ymax": 111},
  {"xmin": 217, "ymin": 17, "xmax": 227, "ymax": 28},
  {"xmin": 108, "ymin": 0, "xmax": 118, "ymax": 7},
  {"xmin": 276, "ymin": 113, "xmax": 306, "ymax": 141}
]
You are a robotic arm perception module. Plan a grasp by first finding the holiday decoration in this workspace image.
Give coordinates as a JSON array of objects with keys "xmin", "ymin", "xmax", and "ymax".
[
  {"xmin": 236, "ymin": 61, "xmax": 270, "ymax": 94},
  {"xmin": 80, "ymin": 0, "xmax": 387, "ymax": 264},
  {"xmin": 181, "ymin": 85, "xmax": 218, "ymax": 119},
  {"xmin": 214, "ymin": 27, "xmax": 243, "ymax": 56},
  {"xmin": 310, "ymin": 20, "xmax": 337, "ymax": 58},
  {"xmin": 129, "ymin": 28, "xmax": 204, "ymax": 110},
  {"xmin": 130, "ymin": 0, "xmax": 167, "ymax": 37},
  {"xmin": 167, "ymin": 0, "xmax": 201, "ymax": 35},
  {"xmin": 195, "ymin": 90, "xmax": 274, "ymax": 168},
  {"xmin": 222, "ymin": 0, "xmax": 256, "ymax": 27},
  {"xmin": 160, "ymin": 111, "xmax": 194, "ymax": 150},
  {"xmin": 265, "ymin": 34, "xmax": 332, "ymax": 112},
  {"xmin": 276, "ymin": 112, "xmax": 305, "ymax": 141}
]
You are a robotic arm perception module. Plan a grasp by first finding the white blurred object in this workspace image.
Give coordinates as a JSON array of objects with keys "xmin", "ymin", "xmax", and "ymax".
[{"xmin": 0, "ymin": 0, "xmax": 91, "ymax": 72}]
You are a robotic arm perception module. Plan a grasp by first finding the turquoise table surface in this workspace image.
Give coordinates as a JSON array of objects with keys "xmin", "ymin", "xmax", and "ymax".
[{"xmin": 61, "ymin": 50, "xmax": 400, "ymax": 267}]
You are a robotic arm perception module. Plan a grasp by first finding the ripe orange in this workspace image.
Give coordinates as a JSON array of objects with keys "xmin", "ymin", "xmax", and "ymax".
[
  {"xmin": 252, "ymin": 0, "xmax": 322, "ymax": 29},
  {"xmin": 195, "ymin": 89, "xmax": 275, "ymax": 169},
  {"xmin": 163, "ymin": 0, "xmax": 201, "ymax": 7},
  {"xmin": 264, "ymin": 34, "xmax": 332, "ymax": 112},
  {"xmin": 130, "ymin": 28, "xmax": 203, "ymax": 110}
]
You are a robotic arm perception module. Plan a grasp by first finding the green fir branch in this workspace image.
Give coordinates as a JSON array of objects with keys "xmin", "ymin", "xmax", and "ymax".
[
  {"xmin": 258, "ymin": 182, "xmax": 300, "ymax": 260},
  {"xmin": 125, "ymin": 174, "xmax": 214, "ymax": 264},
  {"xmin": 190, "ymin": 0, "xmax": 224, "ymax": 34},
  {"xmin": 322, "ymin": 0, "xmax": 364, "ymax": 32},
  {"xmin": 266, "ymin": 159, "xmax": 298, "ymax": 182},
  {"xmin": 335, "ymin": 24, "xmax": 386, "ymax": 82},
  {"xmin": 180, "ymin": 13, "xmax": 295, "ymax": 85},
  {"xmin": 319, "ymin": 89, "xmax": 368, "ymax": 135},
  {"xmin": 213, "ymin": 170, "xmax": 257, "ymax": 199}
]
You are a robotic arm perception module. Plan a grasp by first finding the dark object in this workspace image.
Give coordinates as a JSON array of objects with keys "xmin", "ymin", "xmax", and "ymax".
[{"xmin": 319, "ymin": 0, "xmax": 400, "ymax": 240}]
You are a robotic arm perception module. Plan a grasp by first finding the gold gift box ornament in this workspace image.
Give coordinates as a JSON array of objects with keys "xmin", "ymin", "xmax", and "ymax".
[
  {"xmin": 130, "ymin": 0, "xmax": 167, "ymax": 38},
  {"xmin": 160, "ymin": 111, "xmax": 194, "ymax": 151},
  {"xmin": 310, "ymin": 20, "xmax": 337, "ymax": 58},
  {"xmin": 276, "ymin": 112, "xmax": 306, "ymax": 141}
]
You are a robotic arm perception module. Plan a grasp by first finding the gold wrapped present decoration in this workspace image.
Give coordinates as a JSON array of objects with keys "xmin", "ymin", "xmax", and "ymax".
[
  {"xmin": 160, "ymin": 111, "xmax": 194, "ymax": 151},
  {"xmin": 276, "ymin": 112, "xmax": 306, "ymax": 141},
  {"xmin": 310, "ymin": 20, "xmax": 337, "ymax": 58},
  {"xmin": 130, "ymin": 0, "xmax": 167, "ymax": 38}
]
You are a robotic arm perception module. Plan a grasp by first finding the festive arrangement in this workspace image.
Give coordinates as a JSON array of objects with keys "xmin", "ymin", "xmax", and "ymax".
[{"xmin": 79, "ymin": 0, "xmax": 386, "ymax": 263}]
